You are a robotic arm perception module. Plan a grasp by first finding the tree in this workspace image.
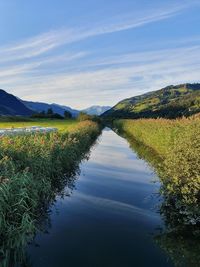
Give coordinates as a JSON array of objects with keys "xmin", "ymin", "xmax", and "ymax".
[
  {"xmin": 47, "ymin": 108, "xmax": 53, "ymax": 115},
  {"xmin": 51, "ymin": 113, "xmax": 64, "ymax": 119},
  {"xmin": 77, "ymin": 112, "xmax": 91, "ymax": 121},
  {"xmin": 64, "ymin": 110, "xmax": 72, "ymax": 119}
]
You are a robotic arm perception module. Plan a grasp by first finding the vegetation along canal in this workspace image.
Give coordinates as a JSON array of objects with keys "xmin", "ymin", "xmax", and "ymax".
[{"xmin": 21, "ymin": 128, "xmax": 174, "ymax": 267}]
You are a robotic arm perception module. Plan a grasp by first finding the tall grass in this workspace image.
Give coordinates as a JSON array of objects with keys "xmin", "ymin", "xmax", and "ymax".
[
  {"xmin": 114, "ymin": 116, "xmax": 200, "ymax": 228},
  {"xmin": 0, "ymin": 120, "xmax": 100, "ymax": 265}
]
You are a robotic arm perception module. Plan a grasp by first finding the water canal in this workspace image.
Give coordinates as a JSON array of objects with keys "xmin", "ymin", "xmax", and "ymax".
[{"xmin": 24, "ymin": 128, "xmax": 173, "ymax": 267}]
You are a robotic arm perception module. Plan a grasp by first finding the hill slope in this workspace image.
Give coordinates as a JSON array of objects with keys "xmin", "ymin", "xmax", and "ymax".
[
  {"xmin": 22, "ymin": 101, "xmax": 79, "ymax": 117},
  {"xmin": 0, "ymin": 89, "xmax": 33, "ymax": 116},
  {"xmin": 82, "ymin": 105, "xmax": 111, "ymax": 115},
  {"xmin": 102, "ymin": 83, "xmax": 200, "ymax": 119}
]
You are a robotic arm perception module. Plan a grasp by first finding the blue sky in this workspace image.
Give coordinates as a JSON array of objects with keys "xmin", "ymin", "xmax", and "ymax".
[{"xmin": 0, "ymin": 0, "xmax": 200, "ymax": 109}]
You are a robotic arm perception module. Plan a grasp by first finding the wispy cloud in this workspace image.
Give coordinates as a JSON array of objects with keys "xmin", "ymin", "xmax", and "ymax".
[
  {"xmin": 0, "ymin": 0, "xmax": 199, "ymax": 108},
  {"xmin": 0, "ymin": 1, "xmax": 191, "ymax": 63},
  {"xmin": 9, "ymin": 43, "xmax": 200, "ymax": 107}
]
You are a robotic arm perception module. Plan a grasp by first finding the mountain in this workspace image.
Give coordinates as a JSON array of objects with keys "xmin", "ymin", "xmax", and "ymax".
[
  {"xmin": 102, "ymin": 83, "xmax": 200, "ymax": 119},
  {"xmin": 0, "ymin": 89, "xmax": 33, "ymax": 116},
  {"xmin": 82, "ymin": 106, "xmax": 111, "ymax": 115},
  {"xmin": 22, "ymin": 101, "xmax": 79, "ymax": 117}
]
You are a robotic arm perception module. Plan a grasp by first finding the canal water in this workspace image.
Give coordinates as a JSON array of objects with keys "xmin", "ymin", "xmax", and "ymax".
[{"xmin": 26, "ymin": 128, "xmax": 173, "ymax": 267}]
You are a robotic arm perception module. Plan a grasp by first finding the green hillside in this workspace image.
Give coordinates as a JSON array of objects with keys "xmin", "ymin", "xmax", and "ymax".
[{"xmin": 102, "ymin": 83, "xmax": 200, "ymax": 119}]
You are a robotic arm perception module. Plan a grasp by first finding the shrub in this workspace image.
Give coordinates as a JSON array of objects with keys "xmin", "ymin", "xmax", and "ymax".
[{"xmin": 77, "ymin": 112, "xmax": 91, "ymax": 121}]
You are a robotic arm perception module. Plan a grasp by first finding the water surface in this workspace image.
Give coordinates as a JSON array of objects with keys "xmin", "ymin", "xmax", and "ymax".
[{"xmin": 27, "ymin": 128, "xmax": 173, "ymax": 267}]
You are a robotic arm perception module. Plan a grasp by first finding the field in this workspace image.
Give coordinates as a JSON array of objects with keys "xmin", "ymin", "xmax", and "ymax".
[
  {"xmin": 0, "ymin": 118, "xmax": 78, "ymax": 132},
  {"xmin": 0, "ymin": 118, "xmax": 101, "ymax": 264},
  {"xmin": 114, "ymin": 116, "xmax": 200, "ymax": 232}
]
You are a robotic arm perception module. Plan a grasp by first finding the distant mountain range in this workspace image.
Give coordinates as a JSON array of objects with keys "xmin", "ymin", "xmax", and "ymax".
[
  {"xmin": 1, "ymin": 84, "xmax": 200, "ymax": 118},
  {"xmin": 22, "ymin": 100, "xmax": 79, "ymax": 117},
  {"xmin": 0, "ymin": 88, "xmax": 109, "ymax": 117},
  {"xmin": 82, "ymin": 105, "xmax": 111, "ymax": 115},
  {"xmin": 102, "ymin": 83, "xmax": 200, "ymax": 119}
]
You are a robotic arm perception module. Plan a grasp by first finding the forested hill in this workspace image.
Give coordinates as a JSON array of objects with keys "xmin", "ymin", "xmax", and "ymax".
[
  {"xmin": 102, "ymin": 83, "xmax": 200, "ymax": 119},
  {"xmin": 0, "ymin": 89, "xmax": 33, "ymax": 116}
]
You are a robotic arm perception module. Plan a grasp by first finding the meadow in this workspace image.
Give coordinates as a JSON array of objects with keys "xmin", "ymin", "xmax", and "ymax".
[
  {"xmin": 114, "ymin": 116, "xmax": 200, "ymax": 232},
  {"xmin": 0, "ymin": 117, "xmax": 78, "ymax": 132},
  {"xmin": 0, "ymin": 118, "xmax": 101, "ymax": 264}
]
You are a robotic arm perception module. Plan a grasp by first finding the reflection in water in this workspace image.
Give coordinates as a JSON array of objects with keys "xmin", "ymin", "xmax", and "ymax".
[{"xmin": 120, "ymin": 131, "xmax": 200, "ymax": 267}]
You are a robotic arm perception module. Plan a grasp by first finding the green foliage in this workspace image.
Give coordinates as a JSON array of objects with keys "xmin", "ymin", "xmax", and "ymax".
[
  {"xmin": 159, "ymin": 126, "xmax": 200, "ymax": 226},
  {"xmin": 31, "ymin": 110, "xmax": 64, "ymax": 119},
  {"xmin": 0, "ymin": 116, "xmax": 32, "ymax": 122},
  {"xmin": 103, "ymin": 83, "xmax": 200, "ymax": 119},
  {"xmin": 155, "ymin": 231, "xmax": 200, "ymax": 267},
  {"xmin": 47, "ymin": 108, "xmax": 53, "ymax": 115},
  {"xmin": 64, "ymin": 110, "xmax": 72, "ymax": 119},
  {"xmin": 77, "ymin": 112, "xmax": 92, "ymax": 121},
  {"xmin": 0, "ymin": 120, "xmax": 100, "ymax": 265}
]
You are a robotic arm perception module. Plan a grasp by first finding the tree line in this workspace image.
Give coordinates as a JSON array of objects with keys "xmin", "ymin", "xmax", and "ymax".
[{"xmin": 31, "ymin": 108, "xmax": 72, "ymax": 119}]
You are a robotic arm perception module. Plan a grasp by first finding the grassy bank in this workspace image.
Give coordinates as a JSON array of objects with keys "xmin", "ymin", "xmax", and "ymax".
[
  {"xmin": 0, "ymin": 120, "xmax": 100, "ymax": 264},
  {"xmin": 114, "ymin": 116, "xmax": 200, "ymax": 229}
]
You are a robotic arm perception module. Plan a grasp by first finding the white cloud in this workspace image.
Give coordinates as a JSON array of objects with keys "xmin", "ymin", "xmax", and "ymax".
[
  {"xmin": 11, "ymin": 44, "xmax": 199, "ymax": 108},
  {"xmin": 0, "ymin": 0, "xmax": 199, "ymax": 108}
]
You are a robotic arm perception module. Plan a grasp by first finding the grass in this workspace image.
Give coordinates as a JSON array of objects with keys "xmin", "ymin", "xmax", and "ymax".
[
  {"xmin": 114, "ymin": 115, "xmax": 200, "ymax": 157},
  {"xmin": 114, "ymin": 116, "xmax": 200, "ymax": 229},
  {"xmin": 0, "ymin": 118, "xmax": 78, "ymax": 132},
  {"xmin": 0, "ymin": 119, "xmax": 101, "ymax": 265}
]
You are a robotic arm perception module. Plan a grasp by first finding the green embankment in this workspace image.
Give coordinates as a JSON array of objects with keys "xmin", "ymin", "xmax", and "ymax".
[
  {"xmin": 0, "ymin": 120, "xmax": 100, "ymax": 260},
  {"xmin": 114, "ymin": 116, "xmax": 200, "ymax": 228}
]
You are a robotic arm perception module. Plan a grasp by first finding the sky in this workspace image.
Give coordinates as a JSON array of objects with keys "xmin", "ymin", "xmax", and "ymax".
[{"xmin": 0, "ymin": 0, "xmax": 200, "ymax": 109}]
